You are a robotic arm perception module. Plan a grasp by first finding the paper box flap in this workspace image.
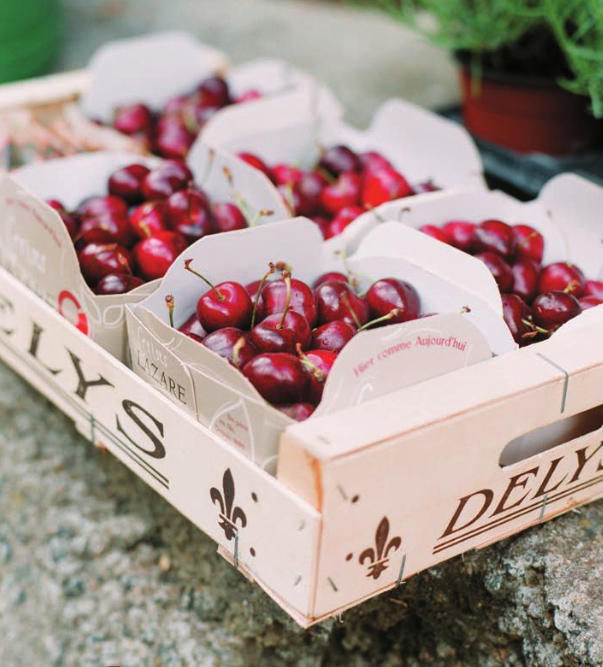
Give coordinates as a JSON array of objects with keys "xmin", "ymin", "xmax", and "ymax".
[
  {"xmin": 224, "ymin": 58, "xmax": 342, "ymax": 120},
  {"xmin": 325, "ymin": 98, "xmax": 485, "ymax": 188},
  {"xmin": 80, "ymin": 32, "xmax": 228, "ymax": 121},
  {"xmin": 140, "ymin": 218, "xmax": 326, "ymax": 316},
  {"xmin": 200, "ymin": 96, "xmax": 485, "ymax": 190},
  {"xmin": 187, "ymin": 143, "xmax": 290, "ymax": 223},
  {"xmin": 199, "ymin": 87, "xmax": 326, "ymax": 167},
  {"xmin": 353, "ymin": 220, "xmax": 506, "ymax": 317},
  {"xmin": 315, "ymin": 313, "xmax": 492, "ymax": 416}
]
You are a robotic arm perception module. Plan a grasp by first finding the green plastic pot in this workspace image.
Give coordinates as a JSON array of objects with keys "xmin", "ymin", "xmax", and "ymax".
[{"xmin": 0, "ymin": 0, "xmax": 62, "ymax": 83}]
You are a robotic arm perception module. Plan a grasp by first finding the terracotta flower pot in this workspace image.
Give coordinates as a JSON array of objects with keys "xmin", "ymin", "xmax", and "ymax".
[{"xmin": 459, "ymin": 67, "xmax": 602, "ymax": 155}]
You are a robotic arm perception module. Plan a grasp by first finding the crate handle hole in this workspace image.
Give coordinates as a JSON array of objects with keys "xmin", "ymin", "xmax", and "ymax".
[{"xmin": 500, "ymin": 403, "xmax": 603, "ymax": 467}]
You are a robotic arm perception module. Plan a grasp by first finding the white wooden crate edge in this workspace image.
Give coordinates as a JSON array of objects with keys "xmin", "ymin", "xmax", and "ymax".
[{"xmin": 0, "ymin": 265, "xmax": 322, "ymax": 622}]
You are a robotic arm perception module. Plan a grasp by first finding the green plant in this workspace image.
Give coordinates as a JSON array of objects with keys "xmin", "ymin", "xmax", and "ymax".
[{"xmin": 370, "ymin": 0, "xmax": 603, "ymax": 117}]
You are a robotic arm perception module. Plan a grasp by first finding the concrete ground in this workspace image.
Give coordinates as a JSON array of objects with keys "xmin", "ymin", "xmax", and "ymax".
[{"xmin": 0, "ymin": 0, "xmax": 601, "ymax": 665}]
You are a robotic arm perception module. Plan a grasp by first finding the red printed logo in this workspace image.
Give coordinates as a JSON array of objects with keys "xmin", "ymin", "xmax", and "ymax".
[{"xmin": 58, "ymin": 290, "xmax": 89, "ymax": 335}]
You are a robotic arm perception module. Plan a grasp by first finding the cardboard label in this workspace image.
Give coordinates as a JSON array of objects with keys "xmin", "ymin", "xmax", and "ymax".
[{"xmin": 316, "ymin": 314, "xmax": 491, "ymax": 416}]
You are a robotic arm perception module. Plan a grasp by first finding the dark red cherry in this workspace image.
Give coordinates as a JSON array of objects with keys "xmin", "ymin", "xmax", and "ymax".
[
  {"xmin": 326, "ymin": 205, "xmax": 365, "ymax": 239},
  {"xmin": 299, "ymin": 348, "xmax": 337, "ymax": 404},
  {"xmin": 197, "ymin": 75, "xmax": 231, "ymax": 108},
  {"xmin": 211, "ymin": 202, "xmax": 247, "ymax": 233},
  {"xmin": 250, "ymin": 311, "xmax": 312, "ymax": 353},
  {"xmin": 475, "ymin": 252, "xmax": 514, "ymax": 293},
  {"xmin": 532, "ymin": 291, "xmax": 582, "ymax": 333},
  {"xmin": 77, "ymin": 211, "xmax": 133, "ymax": 247},
  {"xmin": 113, "ymin": 103, "xmax": 153, "ymax": 135},
  {"xmin": 361, "ymin": 167, "xmax": 412, "ymax": 208},
  {"xmin": 312, "ymin": 319, "xmax": 356, "ymax": 353},
  {"xmin": 442, "ymin": 221, "xmax": 475, "ymax": 252},
  {"xmin": 318, "ymin": 145, "xmax": 360, "ymax": 176},
  {"xmin": 501, "ymin": 294, "xmax": 533, "ymax": 346},
  {"xmin": 320, "ymin": 173, "xmax": 361, "ymax": 215},
  {"xmin": 272, "ymin": 164, "xmax": 303, "ymax": 186},
  {"xmin": 359, "ymin": 151, "xmax": 393, "ymax": 174},
  {"xmin": 77, "ymin": 195, "xmax": 128, "ymax": 220},
  {"xmin": 312, "ymin": 272, "xmax": 349, "ymax": 288},
  {"xmin": 129, "ymin": 200, "xmax": 168, "ymax": 239},
  {"xmin": 162, "ymin": 94, "xmax": 192, "ymax": 117},
  {"xmin": 142, "ymin": 163, "xmax": 189, "ymax": 200},
  {"xmin": 471, "ymin": 219, "xmax": 516, "ymax": 260},
  {"xmin": 365, "ymin": 278, "xmax": 420, "ymax": 323},
  {"xmin": 296, "ymin": 171, "xmax": 327, "ymax": 216},
  {"xmin": 196, "ymin": 281, "xmax": 252, "ymax": 332},
  {"xmin": 585, "ymin": 280, "xmax": 603, "ymax": 300},
  {"xmin": 94, "ymin": 273, "xmax": 144, "ymax": 295},
  {"xmin": 108, "ymin": 164, "xmax": 150, "ymax": 204},
  {"xmin": 158, "ymin": 159, "xmax": 193, "ymax": 184},
  {"xmin": 236, "ymin": 152, "xmax": 273, "ymax": 181},
  {"xmin": 580, "ymin": 296, "xmax": 603, "ymax": 310},
  {"xmin": 277, "ymin": 403, "xmax": 315, "ymax": 421},
  {"xmin": 133, "ymin": 231, "xmax": 186, "ymax": 280},
  {"xmin": 537, "ymin": 262, "xmax": 586, "ymax": 297},
  {"xmin": 262, "ymin": 278, "xmax": 317, "ymax": 327},
  {"xmin": 313, "ymin": 216, "xmax": 331, "ymax": 240},
  {"xmin": 513, "ymin": 224, "xmax": 544, "ymax": 264},
  {"xmin": 202, "ymin": 328, "xmax": 257, "ymax": 368},
  {"xmin": 178, "ymin": 312, "xmax": 207, "ymax": 340},
  {"xmin": 166, "ymin": 189, "xmax": 212, "ymax": 242},
  {"xmin": 314, "ymin": 280, "xmax": 368, "ymax": 327},
  {"xmin": 420, "ymin": 224, "xmax": 451, "ymax": 244},
  {"xmin": 46, "ymin": 199, "xmax": 78, "ymax": 238},
  {"xmin": 512, "ymin": 257, "xmax": 540, "ymax": 302},
  {"xmin": 154, "ymin": 117, "xmax": 195, "ymax": 159},
  {"xmin": 242, "ymin": 353, "xmax": 309, "ymax": 405},
  {"xmin": 78, "ymin": 242, "xmax": 132, "ymax": 286}
]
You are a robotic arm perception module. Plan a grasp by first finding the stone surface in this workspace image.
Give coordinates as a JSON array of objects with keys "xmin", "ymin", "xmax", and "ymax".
[
  {"xmin": 0, "ymin": 362, "xmax": 600, "ymax": 666},
  {"xmin": 1, "ymin": 0, "xmax": 602, "ymax": 664}
]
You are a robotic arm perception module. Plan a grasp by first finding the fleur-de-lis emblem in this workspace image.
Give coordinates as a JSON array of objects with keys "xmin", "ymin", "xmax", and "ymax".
[
  {"xmin": 358, "ymin": 517, "xmax": 401, "ymax": 579},
  {"xmin": 210, "ymin": 469, "xmax": 247, "ymax": 541}
]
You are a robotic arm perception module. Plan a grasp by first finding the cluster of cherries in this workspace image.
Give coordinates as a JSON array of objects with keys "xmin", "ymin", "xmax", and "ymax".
[
  {"xmin": 237, "ymin": 144, "xmax": 437, "ymax": 240},
  {"xmin": 108, "ymin": 75, "xmax": 261, "ymax": 159},
  {"xmin": 170, "ymin": 260, "xmax": 422, "ymax": 421},
  {"xmin": 47, "ymin": 160, "xmax": 249, "ymax": 294},
  {"xmin": 419, "ymin": 219, "xmax": 602, "ymax": 345}
]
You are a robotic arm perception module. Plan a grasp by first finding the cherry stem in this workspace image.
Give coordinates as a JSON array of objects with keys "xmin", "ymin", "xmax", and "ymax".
[
  {"xmin": 521, "ymin": 318, "xmax": 549, "ymax": 335},
  {"xmin": 232, "ymin": 336, "xmax": 246, "ymax": 368},
  {"xmin": 278, "ymin": 270, "xmax": 292, "ymax": 329},
  {"xmin": 357, "ymin": 308, "xmax": 401, "ymax": 332},
  {"xmin": 281, "ymin": 182, "xmax": 296, "ymax": 215},
  {"xmin": 165, "ymin": 294, "xmax": 175, "ymax": 328},
  {"xmin": 251, "ymin": 262, "xmax": 276, "ymax": 328},
  {"xmin": 460, "ymin": 305, "xmax": 471, "ymax": 314},
  {"xmin": 248, "ymin": 208, "xmax": 274, "ymax": 227},
  {"xmin": 183, "ymin": 258, "xmax": 225, "ymax": 301},
  {"xmin": 340, "ymin": 291, "xmax": 361, "ymax": 329},
  {"xmin": 296, "ymin": 342, "xmax": 325, "ymax": 381},
  {"xmin": 334, "ymin": 249, "xmax": 361, "ymax": 291},
  {"xmin": 315, "ymin": 166, "xmax": 336, "ymax": 185},
  {"xmin": 563, "ymin": 280, "xmax": 579, "ymax": 295},
  {"xmin": 139, "ymin": 219, "xmax": 153, "ymax": 239}
]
